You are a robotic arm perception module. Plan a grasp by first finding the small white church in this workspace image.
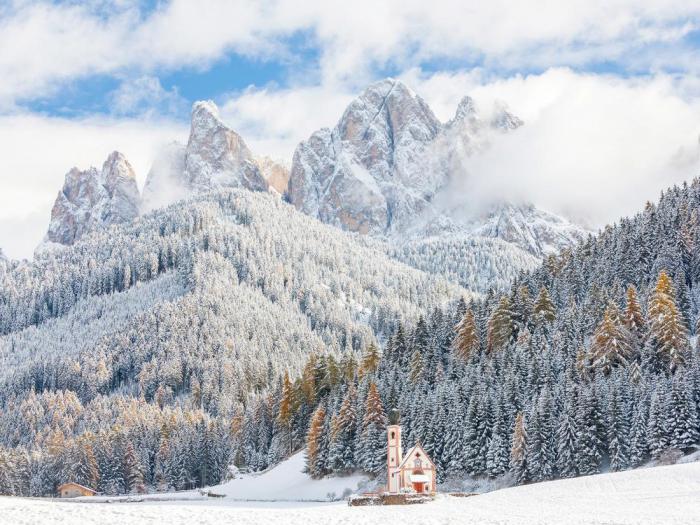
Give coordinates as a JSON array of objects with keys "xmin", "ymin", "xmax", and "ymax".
[{"xmin": 386, "ymin": 423, "xmax": 436, "ymax": 494}]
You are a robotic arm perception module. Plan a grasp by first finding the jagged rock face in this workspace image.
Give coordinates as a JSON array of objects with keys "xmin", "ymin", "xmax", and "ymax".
[
  {"xmin": 142, "ymin": 101, "xmax": 268, "ymax": 211},
  {"xmin": 289, "ymin": 79, "xmax": 442, "ymax": 235},
  {"xmin": 47, "ymin": 152, "xmax": 140, "ymax": 245},
  {"xmin": 186, "ymin": 101, "xmax": 268, "ymax": 192},
  {"xmin": 255, "ymin": 156, "xmax": 290, "ymax": 194},
  {"xmin": 288, "ymin": 80, "xmax": 532, "ymax": 238},
  {"xmin": 289, "ymin": 78, "xmax": 586, "ymax": 257}
]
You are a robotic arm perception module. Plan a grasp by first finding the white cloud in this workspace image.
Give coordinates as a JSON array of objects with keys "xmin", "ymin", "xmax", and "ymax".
[
  {"xmin": 110, "ymin": 76, "xmax": 188, "ymax": 116},
  {"xmin": 218, "ymin": 84, "xmax": 354, "ymax": 161},
  {"xmin": 0, "ymin": 112, "xmax": 186, "ymax": 258},
  {"xmin": 1, "ymin": 1, "xmax": 698, "ymax": 108},
  {"xmin": 414, "ymin": 69, "xmax": 700, "ymax": 229}
]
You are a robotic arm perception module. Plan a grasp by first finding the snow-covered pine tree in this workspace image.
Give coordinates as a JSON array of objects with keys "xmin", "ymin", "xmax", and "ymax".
[
  {"xmin": 526, "ymin": 390, "xmax": 555, "ymax": 482},
  {"xmin": 510, "ymin": 412, "xmax": 528, "ymax": 484},
  {"xmin": 628, "ymin": 393, "xmax": 649, "ymax": 467},
  {"xmin": 667, "ymin": 374, "xmax": 699, "ymax": 451},
  {"xmin": 486, "ymin": 400, "xmax": 510, "ymax": 478},
  {"xmin": 607, "ymin": 386, "xmax": 630, "ymax": 472},
  {"xmin": 647, "ymin": 385, "xmax": 670, "ymax": 460},
  {"xmin": 358, "ymin": 382, "xmax": 386, "ymax": 476},
  {"xmin": 575, "ymin": 387, "xmax": 605, "ymax": 475},
  {"xmin": 328, "ymin": 386, "xmax": 357, "ymax": 473},
  {"xmin": 123, "ymin": 442, "xmax": 144, "ymax": 493},
  {"xmin": 555, "ymin": 391, "xmax": 579, "ymax": 478}
]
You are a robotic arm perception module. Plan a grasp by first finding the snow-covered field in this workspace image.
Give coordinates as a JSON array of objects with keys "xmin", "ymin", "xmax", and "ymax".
[
  {"xmin": 212, "ymin": 450, "xmax": 369, "ymax": 501},
  {"xmin": 2, "ymin": 460, "xmax": 700, "ymax": 524}
]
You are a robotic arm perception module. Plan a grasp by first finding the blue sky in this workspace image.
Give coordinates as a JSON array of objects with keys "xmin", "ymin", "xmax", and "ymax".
[
  {"xmin": 16, "ymin": 17, "xmax": 700, "ymax": 120},
  {"xmin": 1, "ymin": 1, "xmax": 699, "ymax": 258}
]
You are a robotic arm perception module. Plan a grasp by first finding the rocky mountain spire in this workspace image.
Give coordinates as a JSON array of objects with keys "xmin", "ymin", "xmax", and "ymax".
[
  {"xmin": 46, "ymin": 151, "xmax": 140, "ymax": 245},
  {"xmin": 288, "ymin": 78, "xmax": 443, "ymax": 235},
  {"xmin": 185, "ymin": 101, "xmax": 268, "ymax": 192},
  {"xmin": 142, "ymin": 100, "xmax": 270, "ymax": 211}
]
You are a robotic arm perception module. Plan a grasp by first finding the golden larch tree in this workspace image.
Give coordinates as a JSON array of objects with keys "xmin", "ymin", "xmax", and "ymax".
[
  {"xmin": 453, "ymin": 309, "xmax": 479, "ymax": 361},
  {"xmin": 590, "ymin": 302, "xmax": 634, "ymax": 375},
  {"xmin": 305, "ymin": 405, "xmax": 326, "ymax": 479},
  {"xmin": 488, "ymin": 296, "xmax": 514, "ymax": 353},
  {"xmin": 648, "ymin": 271, "xmax": 689, "ymax": 372},
  {"xmin": 533, "ymin": 287, "xmax": 556, "ymax": 324}
]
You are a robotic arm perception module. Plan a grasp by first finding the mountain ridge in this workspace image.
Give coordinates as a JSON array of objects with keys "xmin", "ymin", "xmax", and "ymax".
[{"xmin": 287, "ymin": 78, "xmax": 586, "ymax": 261}]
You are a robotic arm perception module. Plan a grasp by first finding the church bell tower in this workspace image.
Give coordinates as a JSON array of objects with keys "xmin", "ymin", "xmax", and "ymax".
[{"xmin": 386, "ymin": 410, "xmax": 403, "ymax": 493}]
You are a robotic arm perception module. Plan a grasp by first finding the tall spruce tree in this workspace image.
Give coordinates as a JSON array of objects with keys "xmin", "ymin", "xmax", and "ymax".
[{"xmin": 359, "ymin": 383, "xmax": 386, "ymax": 476}]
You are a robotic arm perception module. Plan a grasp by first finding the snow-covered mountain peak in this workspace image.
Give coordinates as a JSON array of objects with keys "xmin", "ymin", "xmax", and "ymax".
[
  {"xmin": 142, "ymin": 101, "xmax": 269, "ymax": 211},
  {"xmin": 102, "ymin": 151, "xmax": 137, "ymax": 191},
  {"xmin": 181, "ymin": 99, "xmax": 267, "ymax": 193},
  {"xmin": 490, "ymin": 101, "xmax": 524, "ymax": 131},
  {"xmin": 468, "ymin": 201, "xmax": 586, "ymax": 256},
  {"xmin": 448, "ymin": 95, "xmax": 478, "ymax": 126},
  {"xmin": 189, "ymin": 100, "xmax": 225, "ymax": 141},
  {"xmin": 338, "ymin": 78, "xmax": 441, "ymax": 149},
  {"xmin": 288, "ymin": 78, "xmax": 445, "ymax": 236},
  {"xmin": 289, "ymin": 78, "xmax": 586, "ymax": 267},
  {"xmin": 45, "ymin": 151, "xmax": 141, "ymax": 246}
]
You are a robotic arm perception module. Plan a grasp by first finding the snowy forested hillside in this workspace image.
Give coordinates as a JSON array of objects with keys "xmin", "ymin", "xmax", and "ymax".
[
  {"xmin": 0, "ymin": 188, "xmax": 465, "ymax": 496},
  {"xmin": 390, "ymin": 234, "xmax": 540, "ymax": 292},
  {"xmin": 295, "ymin": 180, "xmax": 700, "ymax": 487}
]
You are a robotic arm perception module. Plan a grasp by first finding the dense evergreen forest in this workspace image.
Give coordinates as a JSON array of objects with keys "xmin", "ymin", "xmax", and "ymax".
[
  {"xmin": 2, "ymin": 179, "xmax": 700, "ymax": 495},
  {"xmin": 296, "ymin": 180, "xmax": 700, "ymax": 484},
  {"xmin": 0, "ymin": 189, "xmax": 462, "ymax": 496}
]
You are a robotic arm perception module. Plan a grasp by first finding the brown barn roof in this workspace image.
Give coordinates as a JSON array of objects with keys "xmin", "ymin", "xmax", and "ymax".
[{"xmin": 57, "ymin": 482, "xmax": 97, "ymax": 494}]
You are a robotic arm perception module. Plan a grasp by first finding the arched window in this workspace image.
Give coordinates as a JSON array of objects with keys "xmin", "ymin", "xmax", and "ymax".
[{"xmin": 390, "ymin": 431, "xmax": 395, "ymax": 439}]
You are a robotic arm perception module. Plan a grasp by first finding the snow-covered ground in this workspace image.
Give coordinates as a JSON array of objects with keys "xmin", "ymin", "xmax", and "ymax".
[
  {"xmin": 211, "ymin": 450, "xmax": 369, "ymax": 501},
  {"xmin": 3, "ymin": 460, "xmax": 700, "ymax": 524}
]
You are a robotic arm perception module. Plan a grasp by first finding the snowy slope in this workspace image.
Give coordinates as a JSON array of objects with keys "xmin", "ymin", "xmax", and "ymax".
[
  {"xmin": 2, "ymin": 460, "xmax": 700, "ymax": 524},
  {"xmin": 211, "ymin": 451, "xmax": 368, "ymax": 501}
]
